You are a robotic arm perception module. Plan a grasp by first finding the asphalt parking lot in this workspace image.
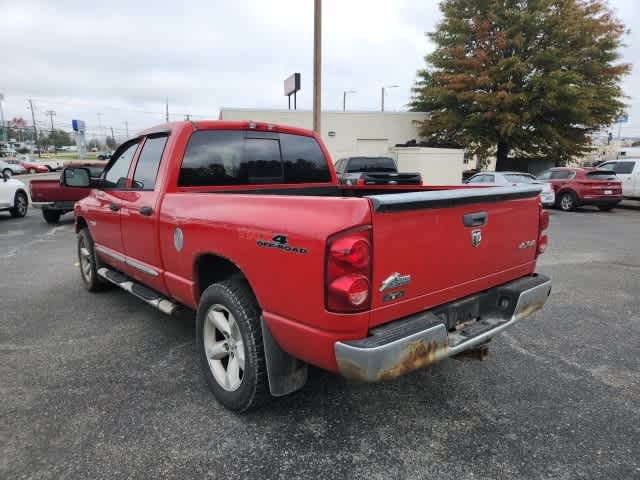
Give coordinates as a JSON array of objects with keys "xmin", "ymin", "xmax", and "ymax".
[{"xmin": 1, "ymin": 203, "xmax": 639, "ymax": 479}]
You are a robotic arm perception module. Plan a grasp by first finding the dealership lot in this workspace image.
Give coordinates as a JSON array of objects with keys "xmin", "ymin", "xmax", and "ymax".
[{"xmin": 1, "ymin": 206, "xmax": 639, "ymax": 479}]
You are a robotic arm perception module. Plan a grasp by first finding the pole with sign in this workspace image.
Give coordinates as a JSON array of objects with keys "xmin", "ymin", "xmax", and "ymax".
[
  {"xmin": 72, "ymin": 120, "xmax": 87, "ymax": 159},
  {"xmin": 284, "ymin": 73, "xmax": 301, "ymax": 111}
]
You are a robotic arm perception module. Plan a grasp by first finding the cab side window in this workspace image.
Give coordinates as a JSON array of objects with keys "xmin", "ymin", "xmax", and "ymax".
[
  {"xmin": 103, "ymin": 141, "xmax": 140, "ymax": 188},
  {"xmin": 133, "ymin": 135, "xmax": 168, "ymax": 190},
  {"xmin": 537, "ymin": 170, "xmax": 551, "ymax": 180}
]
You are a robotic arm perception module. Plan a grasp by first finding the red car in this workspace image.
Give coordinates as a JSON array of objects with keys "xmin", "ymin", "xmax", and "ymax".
[
  {"xmin": 537, "ymin": 167, "xmax": 622, "ymax": 211},
  {"xmin": 17, "ymin": 155, "xmax": 49, "ymax": 174},
  {"xmin": 61, "ymin": 120, "xmax": 551, "ymax": 412}
]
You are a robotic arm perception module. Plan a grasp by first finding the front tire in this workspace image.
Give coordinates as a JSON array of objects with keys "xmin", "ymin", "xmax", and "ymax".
[
  {"xmin": 77, "ymin": 228, "xmax": 108, "ymax": 292},
  {"xmin": 558, "ymin": 192, "xmax": 576, "ymax": 212},
  {"xmin": 10, "ymin": 191, "xmax": 28, "ymax": 218},
  {"xmin": 43, "ymin": 209, "xmax": 61, "ymax": 224},
  {"xmin": 196, "ymin": 280, "xmax": 270, "ymax": 412},
  {"xmin": 2, "ymin": 168, "xmax": 12, "ymax": 179}
]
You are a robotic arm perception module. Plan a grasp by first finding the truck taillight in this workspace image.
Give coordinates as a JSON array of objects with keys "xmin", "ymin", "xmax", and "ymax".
[
  {"xmin": 356, "ymin": 178, "xmax": 366, "ymax": 186},
  {"xmin": 537, "ymin": 209, "xmax": 549, "ymax": 256},
  {"xmin": 326, "ymin": 228, "xmax": 372, "ymax": 312}
]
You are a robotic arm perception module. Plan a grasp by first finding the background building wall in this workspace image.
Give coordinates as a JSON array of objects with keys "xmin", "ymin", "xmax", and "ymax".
[{"xmin": 219, "ymin": 109, "xmax": 427, "ymax": 163}]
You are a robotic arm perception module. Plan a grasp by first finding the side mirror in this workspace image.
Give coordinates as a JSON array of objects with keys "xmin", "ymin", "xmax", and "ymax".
[{"xmin": 62, "ymin": 167, "xmax": 91, "ymax": 188}]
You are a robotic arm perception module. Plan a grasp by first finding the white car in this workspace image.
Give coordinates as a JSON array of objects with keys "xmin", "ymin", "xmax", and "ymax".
[
  {"xmin": 465, "ymin": 171, "xmax": 555, "ymax": 207},
  {"xmin": 0, "ymin": 159, "xmax": 27, "ymax": 177},
  {"xmin": 41, "ymin": 158, "xmax": 64, "ymax": 171},
  {"xmin": 598, "ymin": 158, "xmax": 640, "ymax": 200},
  {"xmin": 0, "ymin": 171, "xmax": 29, "ymax": 218}
]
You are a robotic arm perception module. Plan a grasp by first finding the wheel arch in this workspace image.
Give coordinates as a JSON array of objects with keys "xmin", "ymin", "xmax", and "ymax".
[
  {"xmin": 556, "ymin": 188, "xmax": 578, "ymax": 206},
  {"xmin": 75, "ymin": 215, "xmax": 88, "ymax": 233},
  {"xmin": 193, "ymin": 252, "xmax": 260, "ymax": 306}
]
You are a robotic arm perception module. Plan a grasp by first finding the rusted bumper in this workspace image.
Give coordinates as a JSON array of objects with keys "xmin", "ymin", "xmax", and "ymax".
[{"xmin": 335, "ymin": 273, "xmax": 552, "ymax": 382}]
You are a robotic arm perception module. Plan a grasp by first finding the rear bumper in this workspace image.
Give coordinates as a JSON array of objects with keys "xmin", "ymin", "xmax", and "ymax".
[
  {"xmin": 335, "ymin": 274, "xmax": 551, "ymax": 382},
  {"xmin": 578, "ymin": 196, "xmax": 622, "ymax": 207},
  {"xmin": 31, "ymin": 201, "xmax": 75, "ymax": 211}
]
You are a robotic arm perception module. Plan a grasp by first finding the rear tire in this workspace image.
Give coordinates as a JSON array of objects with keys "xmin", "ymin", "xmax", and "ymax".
[
  {"xmin": 196, "ymin": 280, "xmax": 271, "ymax": 412},
  {"xmin": 77, "ymin": 228, "xmax": 108, "ymax": 292},
  {"xmin": 9, "ymin": 191, "xmax": 28, "ymax": 218},
  {"xmin": 558, "ymin": 192, "xmax": 576, "ymax": 212},
  {"xmin": 43, "ymin": 209, "xmax": 61, "ymax": 224},
  {"xmin": 2, "ymin": 168, "xmax": 12, "ymax": 179}
]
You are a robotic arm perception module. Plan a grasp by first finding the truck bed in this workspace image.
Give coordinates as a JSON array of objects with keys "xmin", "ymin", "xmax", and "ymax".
[{"xmin": 30, "ymin": 178, "xmax": 92, "ymax": 204}]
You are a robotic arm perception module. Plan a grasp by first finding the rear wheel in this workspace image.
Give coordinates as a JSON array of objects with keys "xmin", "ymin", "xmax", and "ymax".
[
  {"xmin": 43, "ymin": 209, "xmax": 61, "ymax": 224},
  {"xmin": 10, "ymin": 191, "xmax": 28, "ymax": 218},
  {"xmin": 77, "ymin": 228, "xmax": 108, "ymax": 292},
  {"xmin": 196, "ymin": 280, "xmax": 270, "ymax": 412},
  {"xmin": 2, "ymin": 168, "xmax": 12, "ymax": 179},
  {"xmin": 558, "ymin": 192, "xmax": 576, "ymax": 212}
]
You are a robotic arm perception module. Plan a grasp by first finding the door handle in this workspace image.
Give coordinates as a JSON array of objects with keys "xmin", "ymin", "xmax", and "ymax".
[
  {"xmin": 138, "ymin": 206, "xmax": 153, "ymax": 216},
  {"xmin": 109, "ymin": 203, "xmax": 120, "ymax": 212},
  {"xmin": 463, "ymin": 211, "xmax": 488, "ymax": 227}
]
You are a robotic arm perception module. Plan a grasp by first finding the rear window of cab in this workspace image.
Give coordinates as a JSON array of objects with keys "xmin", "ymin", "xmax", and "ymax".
[{"xmin": 178, "ymin": 130, "xmax": 331, "ymax": 186}]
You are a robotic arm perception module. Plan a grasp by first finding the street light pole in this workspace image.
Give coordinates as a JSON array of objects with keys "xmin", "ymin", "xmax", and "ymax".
[
  {"xmin": 381, "ymin": 84, "xmax": 399, "ymax": 112},
  {"xmin": 313, "ymin": 0, "xmax": 322, "ymax": 134},
  {"xmin": 342, "ymin": 90, "xmax": 356, "ymax": 112}
]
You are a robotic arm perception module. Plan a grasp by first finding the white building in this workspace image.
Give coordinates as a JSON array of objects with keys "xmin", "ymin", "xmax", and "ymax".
[{"xmin": 219, "ymin": 108, "xmax": 466, "ymax": 184}]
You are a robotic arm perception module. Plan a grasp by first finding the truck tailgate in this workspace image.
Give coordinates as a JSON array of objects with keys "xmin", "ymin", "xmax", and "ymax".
[{"xmin": 366, "ymin": 186, "xmax": 542, "ymax": 327}]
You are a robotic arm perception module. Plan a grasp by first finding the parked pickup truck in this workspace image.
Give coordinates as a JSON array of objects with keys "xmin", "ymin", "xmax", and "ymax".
[
  {"xmin": 62, "ymin": 120, "xmax": 551, "ymax": 412},
  {"xmin": 335, "ymin": 156, "xmax": 422, "ymax": 185},
  {"xmin": 30, "ymin": 163, "xmax": 105, "ymax": 223}
]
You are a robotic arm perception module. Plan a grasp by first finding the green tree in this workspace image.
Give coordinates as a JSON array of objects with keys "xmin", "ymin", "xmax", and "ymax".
[
  {"xmin": 410, "ymin": 0, "xmax": 630, "ymax": 168},
  {"xmin": 48, "ymin": 129, "xmax": 73, "ymax": 148}
]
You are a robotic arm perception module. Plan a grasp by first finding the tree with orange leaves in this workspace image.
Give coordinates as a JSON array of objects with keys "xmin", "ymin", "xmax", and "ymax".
[{"xmin": 410, "ymin": 0, "xmax": 630, "ymax": 168}]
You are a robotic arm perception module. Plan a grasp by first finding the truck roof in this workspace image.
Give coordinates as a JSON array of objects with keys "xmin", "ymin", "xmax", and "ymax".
[{"xmin": 138, "ymin": 120, "xmax": 316, "ymax": 139}]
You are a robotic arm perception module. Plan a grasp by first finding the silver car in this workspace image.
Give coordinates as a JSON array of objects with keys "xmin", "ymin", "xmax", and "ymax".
[
  {"xmin": 465, "ymin": 171, "xmax": 555, "ymax": 207},
  {"xmin": 0, "ymin": 159, "xmax": 27, "ymax": 178}
]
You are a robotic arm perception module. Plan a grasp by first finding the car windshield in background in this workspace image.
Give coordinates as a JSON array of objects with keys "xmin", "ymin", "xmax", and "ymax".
[
  {"xmin": 347, "ymin": 157, "xmax": 396, "ymax": 173},
  {"xmin": 504, "ymin": 174, "xmax": 535, "ymax": 183},
  {"xmin": 587, "ymin": 170, "xmax": 617, "ymax": 180}
]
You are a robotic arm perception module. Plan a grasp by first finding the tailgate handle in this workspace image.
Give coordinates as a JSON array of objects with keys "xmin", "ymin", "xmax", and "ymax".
[{"xmin": 463, "ymin": 211, "xmax": 488, "ymax": 227}]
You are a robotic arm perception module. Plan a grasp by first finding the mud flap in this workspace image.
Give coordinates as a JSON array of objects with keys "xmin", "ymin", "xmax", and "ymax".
[{"xmin": 261, "ymin": 318, "xmax": 308, "ymax": 397}]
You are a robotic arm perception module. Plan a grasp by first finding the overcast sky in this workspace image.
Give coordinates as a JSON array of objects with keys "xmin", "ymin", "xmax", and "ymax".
[{"xmin": 1, "ymin": 0, "xmax": 638, "ymax": 140}]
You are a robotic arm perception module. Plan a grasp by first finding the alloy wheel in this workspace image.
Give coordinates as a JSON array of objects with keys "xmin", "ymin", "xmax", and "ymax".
[{"xmin": 203, "ymin": 304, "xmax": 245, "ymax": 392}]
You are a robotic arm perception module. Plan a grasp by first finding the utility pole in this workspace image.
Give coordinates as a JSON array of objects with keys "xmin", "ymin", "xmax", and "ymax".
[
  {"xmin": 165, "ymin": 98, "xmax": 169, "ymax": 122},
  {"xmin": 110, "ymin": 126, "xmax": 115, "ymax": 147},
  {"xmin": 313, "ymin": 0, "xmax": 322, "ymax": 134},
  {"xmin": 28, "ymin": 98, "xmax": 41, "ymax": 158},
  {"xmin": 0, "ymin": 93, "xmax": 5, "ymax": 142},
  {"xmin": 97, "ymin": 113, "xmax": 103, "ymax": 144},
  {"xmin": 124, "ymin": 120, "xmax": 129, "ymax": 138},
  {"xmin": 45, "ymin": 110, "xmax": 56, "ymax": 133}
]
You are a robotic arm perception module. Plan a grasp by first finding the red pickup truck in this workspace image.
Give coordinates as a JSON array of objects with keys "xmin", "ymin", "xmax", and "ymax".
[
  {"xmin": 62, "ymin": 120, "xmax": 552, "ymax": 411},
  {"xmin": 30, "ymin": 163, "xmax": 105, "ymax": 223}
]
